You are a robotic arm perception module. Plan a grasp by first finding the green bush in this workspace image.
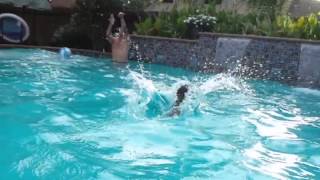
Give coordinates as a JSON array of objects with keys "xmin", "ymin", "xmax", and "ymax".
[
  {"xmin": 134, "ymin": 2, "xmax": 279, "ymax": 38},
  {"xmin": 135, "ymin": 9, "xmax": 192, "ymax": 38},
  {"xmin": 134, "ymin": 1, "xmax": 320, "ymax": 41},
  {"xmin": 247, "ymin": 0, "xmax": 285, "ymax": 20},
  {"xmin": 134, "ymin": 6, "xmax": 216, "ymax": 39},
  {"xmin": 135, "ymin": 17, "xmax": 154, "ymax": 35},
  {"xmin": 276, "ymin": 13, "xmax": 320, "ymax": 39},
  {"xmin": 184, "ymin": 14, "xmax": 217, "ymax": 32}
]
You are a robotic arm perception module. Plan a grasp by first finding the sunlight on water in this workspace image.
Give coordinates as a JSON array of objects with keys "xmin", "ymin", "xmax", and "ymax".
[{"xmin": 0, "ymin": 49, "xmax": 319, "ymax": 179}]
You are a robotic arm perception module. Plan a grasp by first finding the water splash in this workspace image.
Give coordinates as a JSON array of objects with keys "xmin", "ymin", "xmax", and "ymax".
[
  {"xmin": 215, "ymin": 37, "xmax": 251, "ymax": 72},
  {"xmin": 122, "ymin": 66, "xmax": 252, "ymax": 119}
]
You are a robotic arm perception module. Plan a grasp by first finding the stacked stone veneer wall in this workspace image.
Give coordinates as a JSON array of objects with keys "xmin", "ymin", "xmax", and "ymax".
[{"xmin": 129, "ymin": 33, "xmax": 320, "ymax": 89}]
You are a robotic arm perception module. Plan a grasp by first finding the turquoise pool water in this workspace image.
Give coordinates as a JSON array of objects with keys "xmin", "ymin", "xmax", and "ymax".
[{"xmin": 0, "ymin": 49, "xmax": 319, "ymax": 179}]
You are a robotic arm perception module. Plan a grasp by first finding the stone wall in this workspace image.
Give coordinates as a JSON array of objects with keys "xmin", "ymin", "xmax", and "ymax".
[
  {"xmin": 129, "ymin": 36, "xmax": 198, "ymax": 68},
  {"xmin": 130, "ymin": 33, "xmax": 320, "ymax": 89}
]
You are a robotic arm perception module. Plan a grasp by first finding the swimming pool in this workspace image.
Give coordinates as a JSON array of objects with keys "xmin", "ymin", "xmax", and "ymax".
[{"xmin": 0, "ymin": 48, "xmax": 319, "ymax": 179}]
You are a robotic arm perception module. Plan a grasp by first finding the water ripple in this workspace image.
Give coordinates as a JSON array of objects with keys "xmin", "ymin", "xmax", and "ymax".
[{"xmin": 1, "ymin": 49, "xmax": 320, "ymax": 179}]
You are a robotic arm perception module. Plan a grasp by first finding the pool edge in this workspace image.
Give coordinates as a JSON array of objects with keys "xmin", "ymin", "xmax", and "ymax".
[{"xmin": 0, "ymin": 44, "xmax": 111, "ymax": 58}]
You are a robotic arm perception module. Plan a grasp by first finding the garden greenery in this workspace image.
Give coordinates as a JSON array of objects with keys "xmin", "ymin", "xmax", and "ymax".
[
  {"xmin": 134, "ymin": 5, "xmax": 218, "ymax": 39},
  {"xmin": 54, "ymin": 0, "xmax": 320, "ymax": 49},
  {"xmin": 184, "ymin": 14, "xmax": 217, "ymax": 32},
  {"xmin": 135, "ymin": 2, "xmax": 320, "ymax": 40},
  {"xmin": 277, "ymin": 13, "xmax": 320, "ymax": 39},
  {"xmin": 135, "ymin": 8, "xmax": 194, "ymax": 38}
]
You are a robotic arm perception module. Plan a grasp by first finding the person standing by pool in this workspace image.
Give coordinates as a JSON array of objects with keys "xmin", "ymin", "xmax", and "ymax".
[{"xmin": 105, "ymin": 12, "xmax": 130, "ymax": 63}]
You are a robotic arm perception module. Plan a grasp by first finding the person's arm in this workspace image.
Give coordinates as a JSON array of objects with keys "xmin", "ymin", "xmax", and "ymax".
[
  {"xmin": 118, "ymin": 12, "xmax": 128, "ymax": 35},
  {"xmin": 106, "ymin": 14, "xmax": 115, "ymax": 43}
]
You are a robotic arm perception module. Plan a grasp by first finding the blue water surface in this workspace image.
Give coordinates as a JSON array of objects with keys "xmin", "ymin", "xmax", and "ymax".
[{"xmin": 0, "ymin": 49, "xmax": 319, "ymax": 179}]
